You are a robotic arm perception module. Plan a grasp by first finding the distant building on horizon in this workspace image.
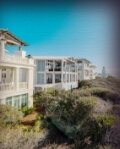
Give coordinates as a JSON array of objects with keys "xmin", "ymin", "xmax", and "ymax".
[{"xmin": 101, "ymin": 66, "xmax": 107, "ymax": 78}]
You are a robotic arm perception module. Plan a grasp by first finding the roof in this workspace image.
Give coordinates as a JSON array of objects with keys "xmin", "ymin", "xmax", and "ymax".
[
  {"xmin": 0, "ymin": 29, "xmax": 28, "ymax": 46},
  {"xmin": 75, "ymin": 58, "xmax": 91, "ymax": 63},
  {"xmin": 33, "ymin": 56, "xmax": 70, "ymax": 60},
  {"xmin": 90, "ymin": 65, "xmax": 96, "ymax": 68},
  {"xmin": 33, "ymin": 56, "xmax": 76, "ymax": 63}
]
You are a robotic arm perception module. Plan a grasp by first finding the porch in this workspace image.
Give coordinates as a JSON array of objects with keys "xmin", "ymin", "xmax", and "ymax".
[
  {"xmin": 0, "ymin": 82, "xmax": 28, "ymax": 92},
  {"xmin": 0, "ymin": 66, "xmax": 30, "ymax": 93}
]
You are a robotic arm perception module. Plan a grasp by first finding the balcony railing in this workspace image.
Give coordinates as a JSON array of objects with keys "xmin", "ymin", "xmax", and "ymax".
[
  {"xmin": 0, "ymin": 54, "xmax": 34, "ymax": 65},
  {"xmin": 0, "ymin": 82, "xmax": 15, "ymax": 92},
  {"xmin": 0, "ymin": 82, "xmax": 28, "ymax": 92},
  {"xmin": 19, "ymin": 82, "xmax": 28, "ymax": 89}
]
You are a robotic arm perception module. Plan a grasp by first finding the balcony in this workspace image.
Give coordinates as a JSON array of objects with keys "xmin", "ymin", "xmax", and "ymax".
[
  {"xmin": 0, "ymin": 53, "xmax": 34, "ymax": 65},
  {"xmin": 19, "ymin": 82, "xmax": 28, "ymax": 89},
  {"xmin": 54, "ymin": 67, "xmax": 61, "ymax": 71},
  {"xmin": 0, "ymin": 82, "xmax": 15, "ymax": 92},
  {"xmin": 0, "ymin": 82, "xmax": 28, "ymax": 92}
]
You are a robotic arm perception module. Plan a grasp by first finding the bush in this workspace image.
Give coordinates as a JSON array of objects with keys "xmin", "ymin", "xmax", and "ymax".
[
  {"xmin": 89, "ymin": 87, "xmax": 109, "ymax": 99},
  {"xmin": 0, "ymin": 127, "xmax": 44, "ymax": 149},
  {"xmin": 0, "ymin": 104, "xmax": 23, "ymax": 125},
  {"xmin": 21, "ymin": 106, "xmax": 35, "ymax": 116},
  {"xmin": 78, "ymin": 80, "xmax": 92, "ymax": 88},
  {"xmin": 74, "ymin": 115, "xmax": 116, "ymax": 149},
  {"xmin": 33, "ymin": 87, "xmax": 115, "ymax": 148},
  {"xmin": 35, "ymin": 114, "xmax": 53, "ymax": 130},
  {"xmin": 33, "ymin": 87, "xmax": 70, "ymax": 107},
  {"xmin": 72, "ymin": 87, "xmax": 109, "ymax": 99}
]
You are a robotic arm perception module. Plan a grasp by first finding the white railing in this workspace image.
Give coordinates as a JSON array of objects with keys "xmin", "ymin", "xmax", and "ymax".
[
  {"xmin": 19, "ymin": 82, "xmax": 28, "ymax": 89},
  {"xmin": 0, "ymin": 82, "xmax": 15, "ymax": 92},
  {"xmin": 1, "ymin": 54, "xmax": 34, "ymax": 65}
]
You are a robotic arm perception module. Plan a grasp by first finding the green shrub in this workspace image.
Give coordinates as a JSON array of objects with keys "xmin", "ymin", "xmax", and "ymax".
[
  {"xmin": 96, "ymin": 115, "xmax": 116, "ymax": 127},
  {"xmin": 72, "ymin": 89, "xmax": 91, "ymax": 97},
  {"xmin": 21, "ymin": 106, "xmax": 35, "ymax": 116},
  {"xmin": 0, "ymin": 127, "xmax": 44, "ymax": 149},
  {"xmin": 35, "ymin": 114, "xmax": 53, "ymax": 129},
  {"xmin": 14, "ymin": 124, "xmax": 31, "ymax": 132},
  {"xmin": 73, "ymin": 87, "xmax": 109, "ymax": 99},
  {"xmin": 33, "ymin": 87, "xmax": 70, "ymax": 108},
  {"xmin": 0, "ymin": 104, "xmax": 23, "ymax": 125},
  {"xmin": 78, "ymin": 80, "xmax": 92, "ymax": 88},
  {"xmin": 74, "ymin": 114, "xmax": 116, "ymax": 149},
  {"xmin": 33, "ymin": 87, "xmax": 114, "ymax": 148},
  {"xmin": 87, "ymin": 87, "xmax": 109, "ymax": 99}
]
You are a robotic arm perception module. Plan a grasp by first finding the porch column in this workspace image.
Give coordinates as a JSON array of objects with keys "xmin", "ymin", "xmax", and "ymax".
[
  {"xmin": 76, "ymin": 63, "xmax": 78, "ymax": 81},
  {"xmin": 11, "ymin": 68, "xmax": 15, "ymax": 82},
  {"xmin": 53, "ymin": 60, "xmax": 55, "ymax": 84},
  {"xmin": 28, "ymin": 68, "xmax": 33, "ymax": 89},
  {"xmin": 61, "ymin": 60, "xmax": 63, "ymax": 84},
  {"xmin": 69, "ymin": 67, "xmax": 70, "ymax": 82},
  {"xmin": 0, "ymin": 39, "xmax": 6, "ymax": 60},
  {"xmin": 15, "ymin": 67, "xmax": 19, "ymax": 91},
  {"xmin": 44, "ymin": 73, "xmax": 46, "ymax": 84},
  {"xmin": 75, "ymin": 63, "xmax": 77, "ymax": 81},
  {"xmin": 65, "ymin": 61, "xmax": 67, "ymax": 83},
  {"xmin": 0, "ymin": 69, "xmax": 1, "ymax": 82},
  {"xmin": 82, "ymin": 61, "xmax": 85, "ymax": 80}
]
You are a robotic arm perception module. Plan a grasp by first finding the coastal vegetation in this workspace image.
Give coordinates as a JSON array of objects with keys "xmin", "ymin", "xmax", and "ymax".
[{"xmin": 0, "ymin": 76, "xmax": 120, "ymax": 149}]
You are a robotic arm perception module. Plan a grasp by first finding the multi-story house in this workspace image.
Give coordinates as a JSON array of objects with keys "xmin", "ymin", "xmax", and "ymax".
[
  {"xmin": 89, "ymin": 64, "xmax": 96, "ymax": 79},
  {"xmin": 33, "ymin": 56, "xmax": 78, "ymax": 91},
  {"xmin": 75, "ymin": 58, "xmax": 96, "ymax": 80},
  {"xmin": 0, "ymin": 29, "xmax": 34, "ymax": 108}
]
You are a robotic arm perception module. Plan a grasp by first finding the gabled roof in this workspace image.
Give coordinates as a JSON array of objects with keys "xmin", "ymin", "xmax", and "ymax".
[
  {"xmin": 0, "ymin": 29, "xmax": 28, "ymax": 46},
  {"xmin": 75, "ymin": 58, "xmax": 91, "ymax": 63},
  {"xmin": 33, "ymin": 56, "xmax": 76, "ymax": 64},
  {"xmin": 90, "ymin": 65, "xmax": 96, "ymax": 68},
  {"xmin": 33, "ymin": 56, "xmax": 70, "ymax": 60}
]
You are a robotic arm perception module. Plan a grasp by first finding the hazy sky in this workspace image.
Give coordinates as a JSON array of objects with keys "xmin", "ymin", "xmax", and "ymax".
[{"xmin": 0, "ymin": 1, "xmax": 117, "ymax": 77}]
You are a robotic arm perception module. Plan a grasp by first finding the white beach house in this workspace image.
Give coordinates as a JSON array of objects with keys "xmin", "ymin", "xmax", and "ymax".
[
  {"xmin": 0, "ymin": 29, "xmax": 34, "ymax": 108},
  {"xmin": 33, "ymin": 56, "xmax": 78, "ymax": 91},
  {"xmin": 76, "ymin": 58, "xmax": 96, "ymax": 80},
  {"xmin": 89, "ymin": 64, "xmax": 96, "ymax": 79}
]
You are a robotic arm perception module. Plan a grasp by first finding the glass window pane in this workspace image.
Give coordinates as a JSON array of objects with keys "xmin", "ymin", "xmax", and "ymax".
[
  {"xmin": 6, "ymin": 97, "xmax": 12, "ymax": 105},
  {"xmin": 37, "ymin": 74, "xmax": 44, "ymax": 84},
  {"xmin": 37, "ymin": 61, "xmax": 45, "ymax": 71},
  {"xmin": 21, "ymin": 94, "xmax": 28, "ymax": 108},
  {"xmin": 14, "ymin": 96, "xmax": 20, "ymax": 109}
]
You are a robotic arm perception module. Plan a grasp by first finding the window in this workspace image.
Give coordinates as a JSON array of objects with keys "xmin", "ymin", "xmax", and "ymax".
[
  {"xmin": 37, "ymin": 73, "xmax": 44, "ymax": 84},
  {"xmin": 6, "ymin": 97, "xmax": 12, "ymax": 105},
  {"xmin": 55, "ymin": 74, "xmax": 61, "ymax": 83},
  {"xmin": 21, "ymin": 94, "xmax": 28, "ymax": 108},
  {"xmin": 20, "ymin": 69, "xmax": 26, "ymax": 82},
  {"xmin": 6, "ymin": 94, "xmax": 28, "ymax": 109},
  {"xmin": 2, "ymin": 69, "xmax": 6, "ymax": 71},
  {"xmin": 2, "ymin": 73, "xmax": 6, "ymax": 78},
  {"xmin": 37, "ymin": 61, "xmax": 45, "ymax": 71},
  {"xmin": 14, "ymin": 96, "xmax": 20, "ymax": 109}
]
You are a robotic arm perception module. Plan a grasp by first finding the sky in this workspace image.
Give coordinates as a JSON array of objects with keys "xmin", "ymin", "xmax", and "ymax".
[{"xmin": 0, "ymin": 1, "xmax": 119, "ymax": 77}]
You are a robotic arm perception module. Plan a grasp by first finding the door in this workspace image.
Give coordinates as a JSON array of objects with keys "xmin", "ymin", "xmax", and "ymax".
[
  {"xmin": 21, "ymin": 94, "xmax": 28, "ymax": 108},
  {"xmin": 14, "ymin": 96, "xmax": 20, "ymax": 109},
  {"xmin": 6, "ymin": 97, "xmax": 12, "ymax": 106}
]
